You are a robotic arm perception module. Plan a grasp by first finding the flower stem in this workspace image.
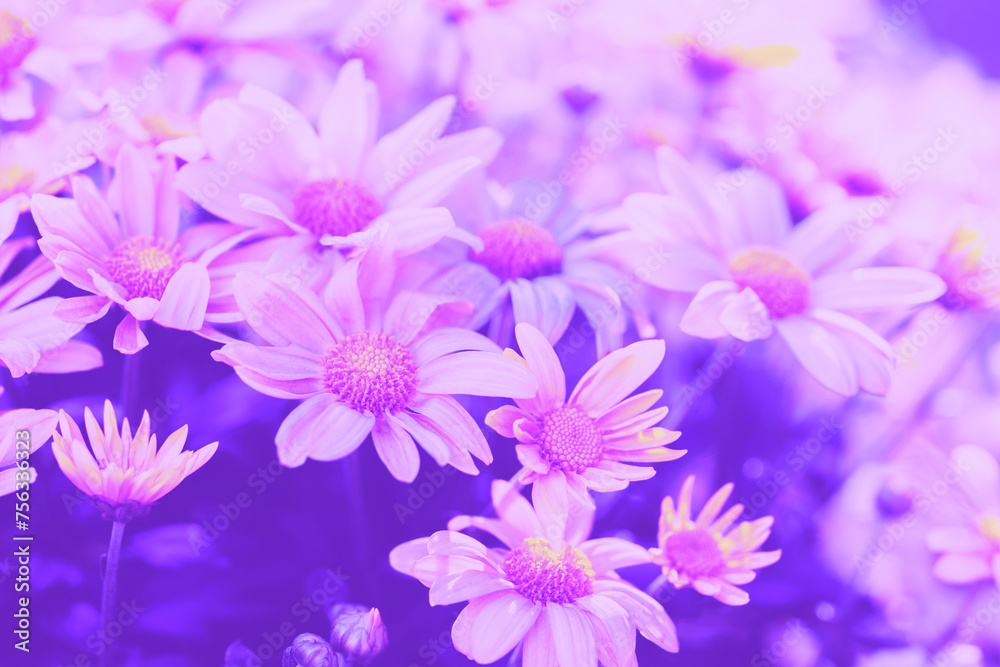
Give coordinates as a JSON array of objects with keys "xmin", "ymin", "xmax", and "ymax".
[
  {"xmin": 100, "ymin": 520, "xmax": 126, "ymax": 667},
  {"xmin": 121, "ymin": 340, "xmax": 142, "ymax": 422}
]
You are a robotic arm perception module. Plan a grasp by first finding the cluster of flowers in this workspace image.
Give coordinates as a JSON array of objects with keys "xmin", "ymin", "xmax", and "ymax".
[{"xmin": 2, "ymin": 0, "xmax": 1000, "ymax": 664}]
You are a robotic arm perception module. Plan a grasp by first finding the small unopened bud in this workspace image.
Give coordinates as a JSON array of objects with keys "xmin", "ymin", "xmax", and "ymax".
[
  {"xmin": 282, "ymin": 633, "xmax": 343, "ymax": 667},
  {"xmin": 329, "ymin": 604, "xmax": 388, "ymax": 665}
]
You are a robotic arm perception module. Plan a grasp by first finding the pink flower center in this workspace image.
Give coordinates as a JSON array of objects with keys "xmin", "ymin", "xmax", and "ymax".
[
  {"xmin": 291, "ymin": 179, "xmax": 384, "ymax": 238},
  {"xmin": 537, "ymin": 406, "xmax": 603, "ymax": 473},
  {"xmin": 0, "ymin": 10, "xmax": 36, "ymax": 77},
  {"xmin": 472, "ymin": 219, "xmax": 563, "ymax": 282},
  {"xmin": 663, "ymin": 529, "xmax": 724, "ymax": 578},
  {"xmin": 108, "ymin": 236, "xmax": 186, "ymax": 300},
  {"xmin": 503, "ymin": 537, "xmax": 595, "ymax": 603},
  {"xmin": 728, "ymin": 248, "xmax": 811, "ymax": 318},
  {"xmin": 322, "ymin": 331, "xmax": 416, "ymax": 416}
]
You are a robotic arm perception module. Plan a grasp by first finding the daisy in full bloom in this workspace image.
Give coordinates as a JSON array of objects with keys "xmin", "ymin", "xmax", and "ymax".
[
  {"xmin": 622, "ymin": 146, "xmax": 947, "ymax": 396},
  {"xmin": 0, "ymin": 405, "xmax": 57, "ymax": 495},
  {"xmin": 31, "ymin": 143, "xmax": 252, "ymax": 353},
  {"xmin": 650, "ymin": 475, "xmax": 781, "ymax": 605},
  {"xmin": 177, "ymin": 59, "xmax": 500, "ymax": 260},
  {"xmin": 211, "ymin": 258, "xmax": 537, "ymax": 482},
  {"xmin": 1, "ymin": 214, "xmax": 102, "ymax": 377},
  {"xmin": 390, "ymin": 479, "xmax": 678, "ymax": 665},
  {"xmin": 486, "ymin": 323, "xmax": 683, "ymax": 530},
  {"xmin": 51, "ymin": 400, "xmax": 218, "ymax": 522}
]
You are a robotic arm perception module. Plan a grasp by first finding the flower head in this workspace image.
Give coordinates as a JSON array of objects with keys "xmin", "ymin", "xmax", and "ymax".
[
  {"xmin": 212, "ymin": 258, "xmax": 537, "ymax": 482},
  {"xmin": 390, "ymin": 479, "xmax": 678, "ymax": 665},
  {"xmin": 283, "ymin": 633, "xmax": 344, "ymax": 667},
  {"xmin": 651, "ymin": 475, "xmax": 781, "ymax": 605},
  {"xmin": 328, "ymin": 604, "xmax": 387, "ymax": 665},
  {"xmin": 51, "ymin": 400, "xmax": 218, "ymax": 522},
  {"xmin": 623, "ymin": 146, "xmax": 947, "ymax": 396},
  {"xmin": 486, "ymin": 323, "xmax": 684, "ymax": 531},
  {"xmin": 31, "ymin": 144, "xmax": 252, "ymax": 354}
]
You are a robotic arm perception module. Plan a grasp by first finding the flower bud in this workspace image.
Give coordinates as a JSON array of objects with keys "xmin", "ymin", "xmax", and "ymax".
[
  {"xmin": 329, "ymin": 604, "xmax": 388, "ymax": 665},
  {"xmin": 282, "ymin": 633, "xmax": 343, "ymax": 667}
]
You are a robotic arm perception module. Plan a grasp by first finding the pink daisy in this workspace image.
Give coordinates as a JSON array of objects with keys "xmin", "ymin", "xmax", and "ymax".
[
  {"xmin": 211, "ymin": 259, "xmax": 538, "ymax": 482},
  {"xmin": 0, "ymin": 406, "xmax": 57, "ymax": 495},
  {"xmin": 31, "ymin": 144, "xmax": 252, "ymax": 354},
  {"xmin": 651, "ymin": 475, "xmax": 781, "ymax": 606},
  {"xmin": 390, "ymin": 479, "xmax": 679, "ymax": 665},
  {"xmin": 176, "ymin": 59, "xmax": 500, "ymax": 259},
  {"xmin": 486, "ymin": 323, "xmax": 684, "ymax": 531},
  {"xmin": 51, "ymin": 400, "xmax": 218, "ymax": 522},
  {"xmin": 623, "ymin": 146, "xmax": 947, "ymax": 396},
  {"xmin": 1, "ymin": 218, "xmax": 102, "ymax": 377}
]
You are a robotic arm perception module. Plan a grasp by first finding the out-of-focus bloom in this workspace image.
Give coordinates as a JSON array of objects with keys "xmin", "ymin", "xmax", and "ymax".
[
  {"xmin": 426, "ymin": 205, "xmax": 635, "ymax": 355},
  {"xmin": 328, "ymin": 604, "xmax": 387, "ymax": 665},
  {"xmin": 486, "ymin": 323, "xmax": 683, "ymax": 530},
  {"xmin": 927, "ymin": 445, "xmax": 1000, "ymax": 590},
  {"xmin": 390, "ymin": 479, "xmax": 678, "ymax": 665},
  {"xmin": 650, "ymin": 475, "xmax": 781, "ymax": 605},
  {"xmin": 1, "ymin": 218, "xmax": 103, "ymax": 377},
  {"xmin": 282, "ymin": 632, "xmax": 344, "ymax": 667},
  {"xmin": 936, "ymin": 215, "xmax": 1000, "ymax": 312},
  {"xmin": 32, "ymin": 143, "xmax": 251, "ymax": 353},
  {"xmin": 51, "ymin": 400, "xmax": 218, "ymax": 522},
  {"xmin": 212, "ymin": 259, "xmax": 536, "ymax": 481},
  {"xmin": 177, "ymin": 59, "xmax": 499, "ymax": 259},
  {"xmin": 0, "ymin": 406, "xmax": 57, "ymax": 495},
  {"xmin": 623, "ymin": 146, "xmax": 946, "ymax": 396}
]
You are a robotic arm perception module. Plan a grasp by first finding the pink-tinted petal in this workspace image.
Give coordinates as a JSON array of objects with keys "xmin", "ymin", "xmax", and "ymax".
[
  {"xmin": 53, "ymin": 295, "xmax": 112, "ymax": 324},
  {"xmin": 320, "ymin": 59, "xmax": 377, "ymax": 179},
  {"xmin": 569, "ymin": 339, "xmax": 664, "ymax": 417},
  {"xmin": 33, "ymin": 341, "xmax": 103, "ymax": 374},
  {"xmin": 719, "ymin": 288, "xmax": 773, "ymax": 341},
  {"xmin": 580, "ymin": 538, "xmax": 652, "ymax": 575},
  {"xmin": 812, "ymin": 267, "xmax": 946, "ymax": 311},
  {"xmin": 594, "ymin": 580, "xmax": 679, "ymax": 653},
  {"xmin": 513, "ymin": 322, "xmax": 567, "ymax": 414},
  {"xmin": 323, "ymin": 260, "xmax": 366, "ymax": 336},
  {"xmin": 679, "ymin": 281, "xmax": 740, "ymax": 339},
  {"xmin": 275, "ymin": 396, "xmax": 373, "ymax": 467},
  {"xmin": 576, "ymin": 596, "xmax": 636, "ymax": 667},
  {"xmin": 595, "ymin": 390, "xmax": 664, "ymax": 430},
  {"xmin": 521, "ymin": 606, "xmax": 558, "ymax": 666},
  {"xmin": 809, "ymin": 309, "xmax": 894, "ymax": 396},
  {"xmin": 774, "ymin": 315, "xmax": 858, "ymax": 396},
  {"xmin": 934, "ymin": 553, "xmax": 993, "ymax": 584},
  {"xmin": 454, "ymin": 591, "xmax": 541, "ymax": 664},
  {"xmin": 115, "ymin": 144, "xmax": 156, "ymax": 238},
  {"xmin": 532, "ymin": 471, "xmax": 569, "ymax": 547},
  {"xmin": 429, "ymin": 570, "xmax": 515, "ymax": 606},
  {"xmin": 411, "ymin": 328, "xmax": 501, "ymax": 365},
  {"xmin": 515, "ymin": 444, "xmax": 550, "ymax": 475},
  {"xmin": 485, "ymin": 405, "xmax": 534, "ymax": 438},
  {"xmin": 417, "ymin": 351, "xmax": 537, "ymax": 398},
  {"xmin": 508, "ymin": 277, "xmax": 576, "ymax": 346},
  {"xmin": 547, "ymin": 603, "xmax": 597, "ymax": 667},
  {"xmin": 372, "ymin": 416, "xmax": 421, "ymax": 483},
  {"xmin": 234, "ymin": 272, "xmax": 338, "ymax": 352},
  {"xmin": 154, "ymin": 262, "xmax": 210, "ymax": 330},
  {"xmin": 492, "ymin": 479, "xmax": 544, "ymax": 538},
  {"xmin": 113, "ymin": 314, "xmax": 148, "ymax": 354},
  {"xmin": 408, "ymin": 394, "xmax": 492, "ymax": 464}
]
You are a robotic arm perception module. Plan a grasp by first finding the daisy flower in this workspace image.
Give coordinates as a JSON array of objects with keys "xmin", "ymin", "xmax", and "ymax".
[
  {"xmin": 211, "ymin": 259, "xmax": 537, "ymax": 482},
  {"xmin": 1, "ymin": 223, "xmax": 103, "ymax": 377},
  {"xmin": 623, "ymin": 146, "xmax": 947, "ymax": 396},
  {"xmin": 0, "ymin": 406, "xmax": 57, "ymax": 495},
  {"xmin": 650, "ymin": 475, "xmax": 781, "ymax": 606},
  {"xmin": 486, "ymin": 323, "xmax": 683, "ymax": 529},
  {"xmin": 31, "ymin": 144, "xmax": 253, "ymax": 353},
  {"xmin": 51, "ymin": 400, "xmax": 218, "ymax": 522},
  {"xmin": 177, "ymin": 59, "xmax": 500, "ymax": 258},
  {"xmin": 390, "ymin": 479, "xmax": 678, "ymax": 665}
]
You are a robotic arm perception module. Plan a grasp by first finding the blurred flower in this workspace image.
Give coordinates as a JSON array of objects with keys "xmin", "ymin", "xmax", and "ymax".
[
  {"xmin": 1, "ymin": 223, "xmax": 103, "ymax": 377},
  {"xmin": 283, "ymin": 632, "xmax": 344, "ymax": 667},
  {"xmin": 622, "ymin": 146, "xmax": 946, "ymax": 395},
  {"xmin": 212, "ymin": 258, "xmax": 537, "ymax": 481},
  {"xmin": 0, "ymin": 407, "xmax": 57, "ymax": 495},
  {"xmin": 936, "ymin": 215, "xmax": 1000, "ymax": 312},
  {"xmin": 177, "ymin": 59, "xmax": 499, "ymax": 259},
  {"xmin": 51, "ymin": 400, "xmax": 218, "ymax": 522},
  {"xmin": 328, "ymin": 604, "xmax": 387, "ymax": 664},
  {"xmin": 390, "ymin": 479, "xmax": 678, "ymax": 665},
  {"xmin": 486, "ymin": 323, "xmax": 683, "ymax": 532},
  {"xmin": 651, "ymin": 475, "xmax": 781, "ymax": 605},
  {"xmin": 31, "ymin": 144, "xmax": 253, "ymax": 353}
]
